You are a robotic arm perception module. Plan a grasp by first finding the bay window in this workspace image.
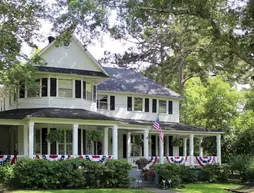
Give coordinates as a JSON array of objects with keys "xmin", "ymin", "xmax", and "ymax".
[{"xmin": 58, "ymin": 79, "xmax": 72, "ymax": 97}]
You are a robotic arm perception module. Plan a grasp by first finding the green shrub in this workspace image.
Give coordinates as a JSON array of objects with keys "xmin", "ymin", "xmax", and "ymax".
[
  {"xmin": 9, "ymin": 158, "xmax": 132, "ymax": 189},
  {"xmin": 106, "ymin": 159, "xmax": 132, "ymax": 188},
  {"xmin": 179, "ymin": 165, "xmax": 197, "ymax": 183},
  {"xmin": 153, "ymin": 164, "xmax": 181, "ymax": 188},
  {"xmin": 199, "ymin": 164, "xmax": 218, "ymax": 182},
  {"xmin": 0, "ymin": 164, "xmax": 14, "ymax": 185}
]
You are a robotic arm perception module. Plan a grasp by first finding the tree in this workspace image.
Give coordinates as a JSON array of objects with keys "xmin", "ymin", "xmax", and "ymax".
[{"xmin": 181, "ymin": 76, "xmax": 245, "ymax": 160}]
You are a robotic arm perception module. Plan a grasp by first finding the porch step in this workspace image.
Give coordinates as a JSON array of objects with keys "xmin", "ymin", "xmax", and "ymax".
[{"xmin": 131, "ymin": 180, "xmax": 155, "ymax": 188}]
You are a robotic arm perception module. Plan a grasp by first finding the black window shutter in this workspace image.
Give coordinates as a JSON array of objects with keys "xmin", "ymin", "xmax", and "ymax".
[
  {"xmin": 152, "ymin": 99, "xmax": 157, "ymax": 113},
  {"xmin": 145, "ymin": 98, "xmax": 149, "ymax": 112},
  {"xmin": 75, "ymin": 80, "xmax": 81, "ymax": 98},
  {"xmin": 83, "ymin": 81, "xmax": 86, "ymax": 99},
  {"xmin": 168, "ymin": 101, "xmax": 173, "ymax": 114},
  {"xmin": 93, "ymin": 85, "xmax": 96, "ymax": 102},
  {"xmin": 127, "ymin": 97, "xmax": 132, "ymax": 111},
  {"xmin": 110, "ymin": 96, "xmax": 115, "ymax": 110},
  {"xmin": 41, "ymin": 78, "xmax": 48, "ymax": 97},
  {"xmin": 19, "ymin": 81, "xmax": 25, "ymax": 98},
  {"xmin": 50, "ymin": 78, "xmax": 56, "ymax": 97}
]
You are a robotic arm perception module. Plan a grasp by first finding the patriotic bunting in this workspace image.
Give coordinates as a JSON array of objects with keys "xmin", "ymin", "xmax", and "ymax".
[
  {"xmin": 79, "ymin": 155, "xmax": 112, "ymax": 164},
  {"xmin": 195, "ymin": 156, "xmax": 215, "ymax": 166},
  {"xmin": 166, "ymin": 156, "xmax": 187, "ymax": 164},
  {"xmin": 36, "ymin": 154, "xmax": 70, "ymax": 161},
  {"xmin": 0, "ymin": 155, "xmax": 17, "ymax": 165}
]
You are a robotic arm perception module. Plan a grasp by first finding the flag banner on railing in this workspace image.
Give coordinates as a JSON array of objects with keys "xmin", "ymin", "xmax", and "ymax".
[
  {"xmin": 36, "ymin": 154, "xmax": 70, "ymax": 161},
  {"xmin": 79, "ymin": 155, "xmax": 112, "ymax": 163},
  {"xmin": 196, "ymin": 156, "xmax": 215, "ymax": 166},
  {"xmin": 0, "ymin": 155, "xmax": 17, "ymax": 165},
  {"xmin": 166, "ymin": 156, "xmax": 187, "ymax": 164},
  {"xmin": 143, "ymin": 156, "xmax": 157, "ymax": 169}
]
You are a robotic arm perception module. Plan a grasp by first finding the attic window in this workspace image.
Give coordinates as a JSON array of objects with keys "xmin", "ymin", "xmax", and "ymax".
[{"xmin": 134, "ymin": 97, "xmax": 143, "ymax": 111}]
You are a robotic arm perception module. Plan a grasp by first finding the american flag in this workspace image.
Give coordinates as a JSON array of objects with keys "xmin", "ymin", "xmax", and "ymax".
[{"xmin": 153, "ymin": 116, "xmax": 164, "ymax": 142}]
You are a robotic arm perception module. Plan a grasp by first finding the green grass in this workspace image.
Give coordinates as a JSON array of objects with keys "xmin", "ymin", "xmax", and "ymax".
[
  {"xmin": 11, "ymin": 189, "xmax": 153, "ymax": 193},
  {"xmin": 174, "ymin": 183, "xmax": 243, "ymax": 193}
]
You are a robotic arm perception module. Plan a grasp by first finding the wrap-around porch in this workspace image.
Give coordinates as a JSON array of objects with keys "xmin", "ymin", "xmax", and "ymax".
[{"xmin": 0, "ymin": 120, "xmax": 222, "ymax": 167}]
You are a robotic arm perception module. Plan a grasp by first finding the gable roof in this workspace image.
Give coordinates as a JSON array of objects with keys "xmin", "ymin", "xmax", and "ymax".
[
  {"xmin": 97, "ymin": 67, "xmax": 181, "ymax": 98},
  {"xmin": 37, "ymin": 35, "xmax": 109, "ymax": 77}
]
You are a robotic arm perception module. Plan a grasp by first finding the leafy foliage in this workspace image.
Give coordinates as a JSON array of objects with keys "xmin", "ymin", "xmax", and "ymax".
[{"xmin": 9, "ymin": 158, "xmax": 131, "ymax": 189}]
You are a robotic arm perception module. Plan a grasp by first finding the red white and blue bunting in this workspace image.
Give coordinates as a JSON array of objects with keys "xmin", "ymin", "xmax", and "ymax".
[
  {"xmin": 0, "ymin": 155, "xmax": 17, "ymax": 165},
  {"xmin": 143, "ymin": 156, "xmax": 157, "ymax": 170},
  {"xmin": 36, "ymin": 154, "xmax": 71, "ymax": 161},
  {"xmin": 196, "ymin": 156, "xmax": 215, "ymax": 166},
  {"xmin": 79, "ymin": 155, "xmax": 112, "ymax": 164},
  {"xmin": 166, "ymin": 156, "xmax": 187, "ymax": 164}
]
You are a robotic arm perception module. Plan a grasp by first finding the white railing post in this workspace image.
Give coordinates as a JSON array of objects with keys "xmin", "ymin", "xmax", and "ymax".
[
  {"xmin": 103, "ymin": 127, "xmax": 108, "ymax": 155},
  {"xmin": 159, "ymin": 133, "xmax": 164, "ymax": 164},
  {"xmin": 28, "ymin": 122, "xmax": 34, "ymax": 158},
  {"xmin": 189, "ymin": 134, "xmax": 194, "ymax": 166},
  {"xmin": 112, "ymin": 125, "xmax": 118, "ymax": 159},
  {"xmin": 216, "ymin": 134, "xmax": 221, "ymax": 164},
  {"xmin": 183, "ymin": 137, "xmax": 187, "ymax": 156},
  {"xmin": 72, "ymin": 123, "xmax": 79, "ymax": 157},
  {"xmin": 199, "ymin": 137, "xmax": 203, "ymax": 156},
  {"xmin": 144, "ymin": 129, "xmax": 149, "ymax": 159}
]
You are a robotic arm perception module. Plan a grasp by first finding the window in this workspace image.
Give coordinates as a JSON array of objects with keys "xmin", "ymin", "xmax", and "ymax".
[
  {"xmin": 93, "ymin": 85, "xmax": 96, "ymax": 102},
  {"xmin": 168, "ymin": 101, "xmax": 173, "ymax": 114},
  {"xmin": 27, "ymin": 79, "xmax": 40, "ymax": 97},
  {"xmin": 86, "ymin": 83, "xmax": 92, "ymax": 101},
  {"xmin": 159, "ymin": 100, "xmax": 166, "ymax": 113},
  {"xmin": 97, "ymin": 95, "xmax": 108, "ymax": 109},
  {"xmin": 19, "ymin": 81, "xmax": 25, "ymax": 98},
  {"xmin": 83, "ymin": 81, "xmax": 86, "ymax": 99},
  {"xmin": 75, "ymin": 80, "xmax": 81, "ymax": 98},
  {"xmin": 41, "ymin": 78, "xmax": 48, "ymax": 97},
  {"xmin": 50, "ymin": 78, "xmax": 56, "ymax": 97},
  {"xmin": 145, "ymin": 98, "xmax": 149, "ymax": 112},
  {"xmin": 134, "ymin": 97, "xmax": 143, "ymax": 111},
  {"xmin": 58, "ymin": 129, "xmax": 72, "ymax": 155},
  {"xmin": 152, "ymin": 99, "xmax": 157, "ymax": 113},
  {"xmin": 58, "ymin": 79, "xmax": 72, "ymax": 97},
  {"xmin": 110, "ymin": 96, "xmax": 115, "ymax": 110},
  {"xmin": 127, "ymin": 97, "xmax": 132, "ymax": 111}
]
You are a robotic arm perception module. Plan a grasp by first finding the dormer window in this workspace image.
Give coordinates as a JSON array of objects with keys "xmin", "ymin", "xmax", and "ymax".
[
  {"xmin": 97, "ymin": 95, "xmax": 108, "ymax": 109},
  {"xmin": 134, "ymin": 97, "xmax": 143, "ymax": 111},
  {"xmin": 159, "ymin": 100, "xmax": 166, "ymax": 113},
  {"xmin": 58, "ymin": 79, "xmax": 72, "ymax": 97}
]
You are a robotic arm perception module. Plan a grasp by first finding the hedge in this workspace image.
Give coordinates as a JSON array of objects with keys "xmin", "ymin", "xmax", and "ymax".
[{"xmin": 0, "ymin": 158, "xmax": 131, "ymax": 189}]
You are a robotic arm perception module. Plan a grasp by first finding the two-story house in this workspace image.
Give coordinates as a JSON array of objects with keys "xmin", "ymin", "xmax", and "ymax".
[{"xmin": 0, "ymin": 36, "xmax": 223, "ymax": 166}]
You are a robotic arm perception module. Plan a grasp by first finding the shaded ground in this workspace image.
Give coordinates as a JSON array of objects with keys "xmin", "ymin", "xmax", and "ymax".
[{"xmin": 229, "ymin": 186, "xmax": 254, "ymax": 193}]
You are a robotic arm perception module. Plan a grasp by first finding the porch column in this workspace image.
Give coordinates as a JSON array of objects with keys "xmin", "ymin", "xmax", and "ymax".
[
  {"xmin": 23, "ymin": 124, "xmax": 28, "ymax": 156},
  {"xmin": 189, "ymin": 134, "xmax": 194, "ymax": 166},
  {"xmin": 199, "ymin": 137, "xmax": 203, "ymax": 156},
  {"xmin": 72, "ymin": 124, "xmax": 78, "ymax": 157},
  {"xmin": 127, "ymin": 131, "xmax": 131, "ymax": 160},
  {"xmin": 28, "ymin": 122, "xmax": 34, "ymax": 158},
  {"xmin": 183, "ymin": 137, "xmax": 187, "ymax": 156},
  {"xmin": 165, "ymin": 136, "xmax": 169, "ymax": 156},
  {"xmin": 112, "ymin": 125, "xmax": 118, "ymax": 159},
  {"xmin": 144, "ymin": 129, "xmax": 149, "ymax": 159},
  {"xmin": 216, "ymin": 134, "xmax": 221, "ymax": 164},
  {"xmin": 159, "ymin": 133, "xmax": 164, "ymax": 164},
  {"xmin": 103, "ymin": 127, "xmax": 108, "ymax": 155}
]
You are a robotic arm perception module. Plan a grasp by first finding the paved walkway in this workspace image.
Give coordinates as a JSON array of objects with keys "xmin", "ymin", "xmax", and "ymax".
[{"xmin": 143, "ymin": 187, "xmax": 179, "ymax": 193}]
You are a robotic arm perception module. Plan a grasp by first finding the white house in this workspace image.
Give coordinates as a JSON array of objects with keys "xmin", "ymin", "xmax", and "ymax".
[{"xmin": 0, "ymin": 36, "xmax": 223, "ymax": 166}]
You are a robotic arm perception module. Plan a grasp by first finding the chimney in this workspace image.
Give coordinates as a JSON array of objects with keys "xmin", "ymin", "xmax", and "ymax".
[{"xmin": 48, "ymin": 36, "xmax": 55, "ymax": 44}]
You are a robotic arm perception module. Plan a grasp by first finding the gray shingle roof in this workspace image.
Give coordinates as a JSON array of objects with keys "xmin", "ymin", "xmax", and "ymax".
[{"xmin": 97, "ymin": 67, "xmax": 181, "ymax": 98}]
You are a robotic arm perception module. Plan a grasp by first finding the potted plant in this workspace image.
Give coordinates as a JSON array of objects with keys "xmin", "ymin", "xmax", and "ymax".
[
  {"xmin": 143, "ymin": 170, "xmax": 156, "ymax": 181},
  {"xmin": 46, "ymin": 129, "xmax": 64, "ymax": 143},
  {"xmin": 172, "ymin": 137, "xmax": 183, "ymax": 147},
  {"xmin": 135, "ymin": 158, "xmax": 149, "ymax": 169}
]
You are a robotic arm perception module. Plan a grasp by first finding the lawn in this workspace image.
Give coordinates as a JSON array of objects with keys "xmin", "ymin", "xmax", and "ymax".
[
  {"xmin": 10, "ymin": 189, "xmax": 153, "ymax": 193},
  {"xmin": 174, "ymin": 183, "xmax": 243, "ymax": 193}
]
